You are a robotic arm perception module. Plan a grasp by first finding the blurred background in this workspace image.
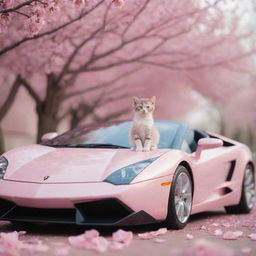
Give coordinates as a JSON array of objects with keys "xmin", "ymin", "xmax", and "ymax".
[{"xmin": 0, "ymin": 0, "xmax": 256, "ymax": 154}]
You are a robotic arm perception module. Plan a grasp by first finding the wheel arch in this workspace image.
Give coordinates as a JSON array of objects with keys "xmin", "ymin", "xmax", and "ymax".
[{"xmin": 179, "ymin": 161, "xmax": 194, "ymax": 196}]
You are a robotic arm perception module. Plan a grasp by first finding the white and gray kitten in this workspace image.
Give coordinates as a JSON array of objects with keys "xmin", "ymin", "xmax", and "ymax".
[{"xmin": 129, "ymin": 96, "xmax": 159, "ymax": 151}]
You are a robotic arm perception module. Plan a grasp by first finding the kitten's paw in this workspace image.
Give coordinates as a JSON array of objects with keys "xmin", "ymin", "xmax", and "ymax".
[
  {"xmin": 151, "ymin": 146, "xmax": 157, "ymax": 150},
  {"xmin": 142, "ymin": 148, "xmax": 150, "ymax": 152},
  {"xmin": 131, "ymin": 147, "xmax": 135, "ymax": 151}
]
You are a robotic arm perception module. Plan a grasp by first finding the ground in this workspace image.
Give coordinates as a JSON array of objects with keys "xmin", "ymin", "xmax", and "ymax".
[{"xmin": 1, "ymin": 207, "xmax": 256, "ymax": 256}]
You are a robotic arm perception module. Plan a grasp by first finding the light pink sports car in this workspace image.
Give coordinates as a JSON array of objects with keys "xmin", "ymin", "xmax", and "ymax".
[{"xmin": 0, "ymin": 121, "xmax": 254, "ymax": 229}]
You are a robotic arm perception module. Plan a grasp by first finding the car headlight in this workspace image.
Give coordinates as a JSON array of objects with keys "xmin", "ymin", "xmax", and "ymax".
[
  {"xmin": 0, "ymin": 156, "xmax": 8, "ymax": 179},
  {"xmin": 104, "ymin": 157, "xmax": 158, "ymax": 185}
]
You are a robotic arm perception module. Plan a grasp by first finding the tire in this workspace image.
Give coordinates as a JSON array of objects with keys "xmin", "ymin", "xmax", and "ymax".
[
  {"xmin": 165, "ymin": 165, "xmax": 193, "ymax": 229},
  {"xmin": 225, "ymin": 164, "xmax": 255, "ymax": 214}
]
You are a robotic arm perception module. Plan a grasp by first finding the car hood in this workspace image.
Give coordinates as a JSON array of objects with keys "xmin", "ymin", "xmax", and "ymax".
[{"xmin": 3, "ymin": 145, "xmax": 169, "ymax": 183}]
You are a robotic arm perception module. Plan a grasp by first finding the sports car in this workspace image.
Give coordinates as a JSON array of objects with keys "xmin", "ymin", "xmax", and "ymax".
[{"xmin": 0, "ymin": 121, "xmax": 254, "ymax": 229}]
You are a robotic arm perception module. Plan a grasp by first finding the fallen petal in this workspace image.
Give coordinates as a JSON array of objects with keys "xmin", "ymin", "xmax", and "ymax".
[
  {"xmin": 0, "ymin": 231, "xmax": 23, "ymax": 256},
  {"xmin": 222, "ymin": 223, "xmax": 232, "ymax": 228},
  {"xmin": 151, "ymin": 228, "xmax": 168, "ymax": 236},
  {"xmin": 248, "ymin": 233, "xmax": 256, "ymax": 241},
  {"xmin": 138, "ymin": 228, "xmax": 167, "ymax": 240},
  {"xmin": 200, "ymin": 225, "xmax": 207, "ymax": 230},
  {"xmin": 153, "ymin": 238, "xmax": 166, "ymax": 243},
  {"xmin": 84, "ymin": 229, "xmax": 100, "ymax": 238},
  {"xmin": 214, "ymin": 229, "xmax": 223, "ymax": 236},
  {"xmin": 223, "ymin": 231, "xmax": 243, "ymax": 240},
  {"xmin": 17, "ymin": 231, "xmax": 26, "ymax": 236},
  {"xmin": 138, "ymin": 232, "xmax": 153, "ymax": 240},
  {"xmin": 112, "ymin": 229, "xmax": 133, "ymax": 245},
  {"xmin": 186, "ymin": 234, "xmax": 194, "ymax": 240}
]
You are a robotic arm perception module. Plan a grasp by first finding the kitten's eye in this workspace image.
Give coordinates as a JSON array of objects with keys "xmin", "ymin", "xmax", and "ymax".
[{"xmin": 146, "ymin": 106, "xmax": 150, "ymax": 109}]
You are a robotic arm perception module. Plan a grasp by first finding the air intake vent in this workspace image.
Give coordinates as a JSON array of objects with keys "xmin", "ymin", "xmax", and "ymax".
[
  {"xmin": 226, "ymin": 160, "xmax": 236, "ymax": 181},
  {"xmin": 75, "ymin": 199, "xmax": 132, "ymax": 224}
]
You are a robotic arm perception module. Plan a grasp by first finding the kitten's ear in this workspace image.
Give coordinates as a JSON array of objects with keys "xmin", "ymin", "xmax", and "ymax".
[
  {"xmin": 133, "ymin": 96, "xmax": 140, "ymax": 105},
  {"xmin": 150, "ymin": 96, "xmax": 156, "ymax": 104}
]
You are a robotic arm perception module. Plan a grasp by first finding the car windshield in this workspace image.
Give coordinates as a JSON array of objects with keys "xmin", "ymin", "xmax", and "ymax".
[{"xmin": 43, "ymin": 121, "xmax": 182, "ymax": 149}]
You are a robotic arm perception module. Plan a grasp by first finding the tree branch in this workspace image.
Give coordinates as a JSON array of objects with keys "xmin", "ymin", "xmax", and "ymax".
[
  {"xmin": 63, "ymin": 67, "xmax": 140, "ymax": 100},
  {"xmin": 20, "ymin": 77, "xmax": 41, "ymax": 104},
  {"xmin": 0, "ymin": 0, "xmax": 36, "ymax": 14},
  {"xmin": 0, "ymin": 0, "xmax": 105, "ymax": 56}
]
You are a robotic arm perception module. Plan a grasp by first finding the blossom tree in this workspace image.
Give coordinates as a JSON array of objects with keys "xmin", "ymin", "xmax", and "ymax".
[
  {"xmin": 0, "ymin": 0, "xmax": 124, "ymax": 55},
  {"xmin": 0, "ymin": 0, "xmax": 255, "ymax": 153}
]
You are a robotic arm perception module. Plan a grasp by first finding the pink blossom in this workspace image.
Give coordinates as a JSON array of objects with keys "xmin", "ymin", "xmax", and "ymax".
[
  {"xmin": 248, "ymin": 233, "xmax": 256, "ymax": 241},
  {"xmin": 84, "ymin": 229, "xmax": 100, "ymax": 238},
  {"xmin": 223, "ymin": 231, "xmax": 243, "ymax": 240},
  {"xmin": 17, "ymin": 231, "xmax": 26, "ymax": 236},
  {"xmin": 186, "ymin": 234, "xmax": 194, "ymax": 240},
  {"xmin": 213, "ymin": 229, "xmax": 223, "ymax": 236},
  {"xmin": 0, "ymin": 231, "xmax": 48, "ymax": 255},
  {"xmin": 221, "ymin": 223, "xmax": 232, "ymax": 228},
  {"xmin": 68, "ymin": 229, "xmax": 109, "ymax": 253},
  {"xmin": 73, "ymin": 0, "xmax": 86, "ymax": 6},
  {"xmin": 138, "ymin": 228, "xmax": 168, "ymax": 240},
  {"xmin": 150, "ymin": 228, "xmax": 168, "ymax": 236},
  {"xmin": 112, "ymin": 0, "xmax": 124, "ymax": 7},
  {"xmin": 186, "ymin": 239, "xmax": 234, "ymax": 256},
  {"xmin": 153, "ymin": 238, "xmax": 166, "ymax": 243},
  {"xmin": 0, "ymin": 232, "xmax": 23, "ymax": 256},
  {"xmin": 200, "ymin": 225, "xmax": 207, "ymax": 230},
  {"xmin": 112, "ymin": 229, "xmax": 133, "ymax": 245}
]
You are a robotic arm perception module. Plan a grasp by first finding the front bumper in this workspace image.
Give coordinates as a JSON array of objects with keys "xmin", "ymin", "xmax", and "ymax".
[
  {"xmin": 0, "ymin": 176, "xmax": 172, "ymax": 226},
  {"xmin": 0, "ymin": 198, "xmax": 157, "ymax": 226}
]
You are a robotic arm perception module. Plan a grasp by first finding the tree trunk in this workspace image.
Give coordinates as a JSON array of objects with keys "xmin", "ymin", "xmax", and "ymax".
[
  {"xmin": 36, "ymin": 74, "xmax": 63, "ymax": 142},
  {"xmin": 0, "ymin": 125, "xmax": 5, "ymax": 155}
]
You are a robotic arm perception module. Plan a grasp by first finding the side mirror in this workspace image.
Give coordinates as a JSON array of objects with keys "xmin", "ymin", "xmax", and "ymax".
[
  {"xmin": 195, "ymin": 138, "xmax": 223, "ymax": 159},
  {"xmin": 41, "ymin": 132, "xmax": 58, "ymax": 142}
]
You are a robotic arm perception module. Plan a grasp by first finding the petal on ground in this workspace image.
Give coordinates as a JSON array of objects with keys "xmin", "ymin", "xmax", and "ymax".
[
  {"xmin": 138, "ymin": 228, "xmax": 168, "ymax": 240},
  {"xmin": 153, "ymin": 238, "xmax": 166, "ymax": 243},
  {"xmin": 248, "ymin": 233, "xmax": 256, "ymax": 241},
  {"xmin": 112, "ymin": 229, "xmax": 133, "ymax": 245},
  {"xmin": 186, "ymin": 234, "xmax": 194, "ymax": 240},
  {"xmin": 214, "ymin": 229, "xmax": 223, "ymax": 236},
  {"xmin": 223, "ymin": 231, "xmax": 243, "ymax": 240}
]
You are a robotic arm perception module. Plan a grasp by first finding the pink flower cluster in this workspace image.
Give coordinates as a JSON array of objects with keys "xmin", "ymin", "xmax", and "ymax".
[
  {"xmin": 68, "ymin": 229, "xmax": 133, "ymax": 253},
  {"xmin": 0, "ymin": 231, "xmax": 48, "ymax": 256}
]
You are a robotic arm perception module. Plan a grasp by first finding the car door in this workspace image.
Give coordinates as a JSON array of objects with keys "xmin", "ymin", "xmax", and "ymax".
[{"xmin": 185, "ymin": 130, "xmax": 237, "ymax": 208}]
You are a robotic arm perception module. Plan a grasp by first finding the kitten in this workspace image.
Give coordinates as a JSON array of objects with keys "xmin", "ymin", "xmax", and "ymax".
[{"xmin": 129, "ymin": 96, "xmax": 160, "ymax": 151}]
